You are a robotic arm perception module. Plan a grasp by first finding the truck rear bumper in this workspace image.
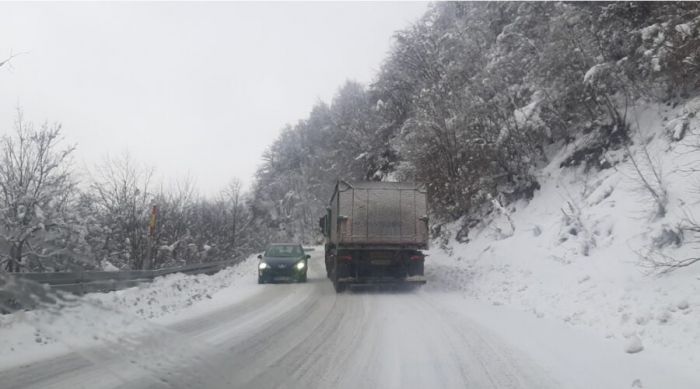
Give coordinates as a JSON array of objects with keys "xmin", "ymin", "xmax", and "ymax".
[{"xmin": 337, "ymin": 275, "xmax": 426, "ymax": 286}]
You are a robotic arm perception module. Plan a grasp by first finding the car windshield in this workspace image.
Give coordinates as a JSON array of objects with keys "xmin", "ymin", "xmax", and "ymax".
[{"xmin": 265, "ymin": 245, "xmax": 303, "ymax": 257}]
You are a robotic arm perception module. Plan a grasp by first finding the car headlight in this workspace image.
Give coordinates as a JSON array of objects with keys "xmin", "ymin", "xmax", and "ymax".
[
  {"xmin": 295, "ymin": 261, "xmax": 305, "ymax": 270},
  {"xmin": 259, "ymin": 262, "xmax": 268, "ymax": 270}
]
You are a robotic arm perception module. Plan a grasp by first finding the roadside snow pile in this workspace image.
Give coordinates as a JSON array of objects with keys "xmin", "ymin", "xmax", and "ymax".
[
  {"xmin": 425, "ymin": 98, "xmax": 700, "ymax": 366},
  {"xmin": 94, "ymin": 256, "xmax": 258, "ymax": 320},
  {"xmin": 0, "ymin": 253, "xmax": 259, "ymax": 369}
]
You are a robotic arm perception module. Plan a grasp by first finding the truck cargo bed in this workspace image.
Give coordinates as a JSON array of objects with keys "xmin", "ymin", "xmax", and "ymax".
[{"xmin": 329, "ymin": 181, "xmax": 428, "ymax": 247}]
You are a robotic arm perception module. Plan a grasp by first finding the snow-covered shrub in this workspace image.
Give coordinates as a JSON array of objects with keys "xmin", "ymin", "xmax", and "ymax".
[
  {"xmin": 559, "ymin": 200, "xmax": 596, "ymax": 256},
  {"xmin": 624, "ymin": 140, "xmax": 668, "ymax": 219},
  {"xmin": 651, "ymin": 225, "xmax": 683, "ymax": 249},
  {"xmin": 559, "ymin": 123, "xmax": 629, "ymax": 172},
  {"xmin": 642, "ymin": 214, "xmax": 700, "ymax": 274}
]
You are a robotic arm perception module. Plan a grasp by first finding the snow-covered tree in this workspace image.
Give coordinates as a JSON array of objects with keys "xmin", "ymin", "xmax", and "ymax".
[
  {"xmin": 87, "ymin": 153, "xmax": 154, "ymax": 270},
  {"xmin": 0, "ymin": 110, "xmax": 82, "ymax": 272},
  {"xmin": 249, "ymin": 1, "xmax": 700, "ymax": 241}
]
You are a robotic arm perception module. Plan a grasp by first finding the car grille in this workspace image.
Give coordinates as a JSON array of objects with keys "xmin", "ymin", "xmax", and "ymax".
[{"xmin": 265, "ymin": 264, "xmax": 297, "ymax": 278}]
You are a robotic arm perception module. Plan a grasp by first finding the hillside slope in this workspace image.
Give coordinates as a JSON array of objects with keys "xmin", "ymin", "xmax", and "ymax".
[{"xmin": 426, "ymin": 97, "xmax": 700, "ymax": 367}]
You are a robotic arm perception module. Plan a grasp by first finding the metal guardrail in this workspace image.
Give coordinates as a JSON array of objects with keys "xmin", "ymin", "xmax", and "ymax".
[{"xmin": 0, "ymin": 258, "xmax": 241, "ymax": 311}]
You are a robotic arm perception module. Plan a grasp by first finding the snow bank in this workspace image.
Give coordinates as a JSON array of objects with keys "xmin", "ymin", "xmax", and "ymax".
[
  {"xmin": 0, "ymin": 253, "xmax": 260, "ymax": 370},
  {"xmin": 425, "ymin": 98, "xmax": 700, "ymax": 370}
]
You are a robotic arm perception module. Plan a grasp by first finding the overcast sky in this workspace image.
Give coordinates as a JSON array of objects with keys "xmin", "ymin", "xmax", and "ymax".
[{"xmin": 0, "ymin": 1, "xmax": 428, "ymax": 195}]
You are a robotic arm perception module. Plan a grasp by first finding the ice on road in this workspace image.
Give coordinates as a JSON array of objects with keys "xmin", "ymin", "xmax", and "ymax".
[{"xmin": 1, "ymin": 251, "xmax": 697, "ymax": 389}]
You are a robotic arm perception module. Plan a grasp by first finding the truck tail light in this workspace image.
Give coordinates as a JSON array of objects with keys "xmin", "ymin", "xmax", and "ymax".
[
  {"xmin": 339, "ymin": 255, "xmax": 353, "ymax": 262},
  {"xmin": 410, "ymin": 255, "xmax": 424, "ymax": 261}
]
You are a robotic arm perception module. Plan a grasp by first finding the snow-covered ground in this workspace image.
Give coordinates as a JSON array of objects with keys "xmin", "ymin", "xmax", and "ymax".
[
  {"xmin": 0, "ymin": 253, "xmax": 261, "ymax": 370},
  {"xmin": 425, "ymin": 97, "xmax": 700, "ymax": 370},
  {"xmin": 1, "ymin": 243, "xmax": 699, "ymax": 388}
]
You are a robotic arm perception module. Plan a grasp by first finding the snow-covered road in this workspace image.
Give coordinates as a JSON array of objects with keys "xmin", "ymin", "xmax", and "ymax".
[{"xmin": 1, "ymin": 250, "xmax": 697, "ymax": 389}]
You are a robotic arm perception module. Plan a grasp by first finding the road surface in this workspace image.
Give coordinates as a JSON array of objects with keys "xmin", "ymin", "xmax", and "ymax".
[{"xmin": 1, "ymin": 250, "xmax": 694, "ymax": 389}]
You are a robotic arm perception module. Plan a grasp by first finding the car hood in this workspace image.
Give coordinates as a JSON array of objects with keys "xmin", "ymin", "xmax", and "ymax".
[{"xmin": 261, "ymin": 256, "xmax": 303, "ymax": 266}]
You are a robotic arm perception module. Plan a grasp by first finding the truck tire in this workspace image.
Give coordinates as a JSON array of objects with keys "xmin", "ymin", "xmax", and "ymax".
[
  {"xmin": 332, "ymin": 258, "xmax": 346, "ymax": 293},
  {"xmin": 333, "ymin": 277, "xmax": 346, "ymax": 293},
  {"xmin": 324, "ymin": 251, "xmax": 332, "ymax": 278}
]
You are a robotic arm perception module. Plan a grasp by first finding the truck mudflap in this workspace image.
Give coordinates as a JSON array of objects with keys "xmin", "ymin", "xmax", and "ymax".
[{"xmin": 337, "ymin": 275, "xmax": 426, "ymax": 288}]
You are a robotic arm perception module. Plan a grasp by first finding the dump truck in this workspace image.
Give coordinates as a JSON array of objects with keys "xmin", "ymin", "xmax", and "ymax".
[{"xmin": 319, "ymin": 180, "xmax": 429, "ymax": 292}]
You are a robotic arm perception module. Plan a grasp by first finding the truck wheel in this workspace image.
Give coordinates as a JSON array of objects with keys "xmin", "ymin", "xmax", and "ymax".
[
  {"xmin": 332, "ymin": 261, "xmax": 346, "ymax": 293},
  {"xmin": 333, "ymin": 278, "xmax": 346, "ymax": 293},
  {"xmin": 325, "ymin": 253, "xmax": 332, "ymax": 278}
]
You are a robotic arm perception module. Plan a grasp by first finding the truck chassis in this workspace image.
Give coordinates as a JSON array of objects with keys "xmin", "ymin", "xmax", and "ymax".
[{"xmin": 325, "ymin": 245, "xmax": 426, "ymax": 292}]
